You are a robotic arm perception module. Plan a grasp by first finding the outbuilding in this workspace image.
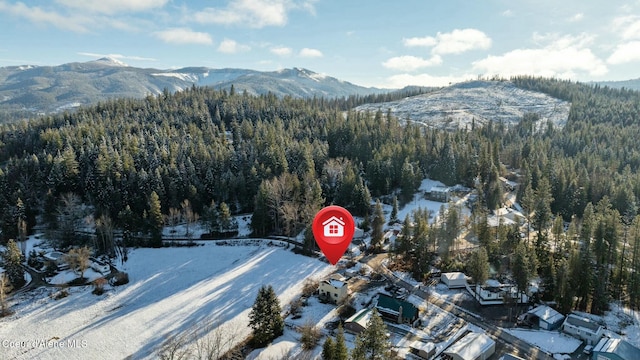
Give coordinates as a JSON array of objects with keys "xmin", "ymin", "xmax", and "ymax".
[
  {"xmin": 592, "ymin": 337, "xmax": 640, "ymax": 360},
  {"xmin": 441, "ymin": 272, "xmax": 467, "ymax": 289},
  {"xmin": 344, "ymin": 308, "xmax": 372, "ymax": 334},
  {"xmin": 444, "ymin": 332, "xmax": 495, "ymax": 360},
  {"xmin": 522, "ymin": 305, "xmax": 565, "ymax": 330}
]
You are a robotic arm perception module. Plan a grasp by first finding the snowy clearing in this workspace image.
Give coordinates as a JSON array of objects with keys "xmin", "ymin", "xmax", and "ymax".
[{"xmin": 0, "ymin": 243, "xmax": 331, "ymax": 359}]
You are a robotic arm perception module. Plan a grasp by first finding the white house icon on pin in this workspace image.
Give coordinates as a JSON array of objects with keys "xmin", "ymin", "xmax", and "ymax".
[{"xmin": 322, "ymin": 216, "xmax": 345, "ymax": 237}]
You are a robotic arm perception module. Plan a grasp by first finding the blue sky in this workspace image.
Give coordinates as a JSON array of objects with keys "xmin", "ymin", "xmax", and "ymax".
[{"xmin": 1, "ymin": 0, "xmax": 640, "ymax": 88}]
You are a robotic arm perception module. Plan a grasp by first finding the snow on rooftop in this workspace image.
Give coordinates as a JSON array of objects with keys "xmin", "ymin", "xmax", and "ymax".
[{"xmin": 444, "ymin": 332, "xmax": 494, "ymax": 360}]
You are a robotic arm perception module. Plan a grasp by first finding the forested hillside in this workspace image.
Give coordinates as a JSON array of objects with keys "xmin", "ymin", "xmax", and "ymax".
[{"xmin": 1, "ymin": 77, "xmax": 640, "ymax": 312}]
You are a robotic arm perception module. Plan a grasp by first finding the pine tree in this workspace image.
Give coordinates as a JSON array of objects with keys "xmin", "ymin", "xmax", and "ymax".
[
  {"xmin": 371, "ymin": 200, "xmax": 385, "ymax": 250},
  {"xmin": 467, "ymin": 248, "xmax": 489, "ymax": 286},
  {"xmin": 2, "ymin": 240, "xmax": 25, "ymax": 288},
  {"xmin": 334, "ymin": 324, "xmax": 348, "ymax": 360},
  {"xmin": 389, "ymin": 196, "xmax": 398, "ymax": 224},
  {"xmin": 322, "ymin": 336, "xmax": 335, "ymax": 360},
  {"xmin": 351, "ymin": 309, "xmax": 393, "ymax": 360},
  {"xmin": 248, "ymin": 285, "xmax": 284, "ymax": 347},
  {"xmin": 148, "ymin": 191, "xmax": 163, "ymax": 247}
]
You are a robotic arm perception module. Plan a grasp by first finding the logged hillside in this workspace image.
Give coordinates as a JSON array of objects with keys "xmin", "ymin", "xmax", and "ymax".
[
  {"xmin": 355, "ymin": 80, "xmax": 571, "ymax": 130},
  {"xmin": 2, "ymin": 77, "xmax": 640, "ymax": 311}
]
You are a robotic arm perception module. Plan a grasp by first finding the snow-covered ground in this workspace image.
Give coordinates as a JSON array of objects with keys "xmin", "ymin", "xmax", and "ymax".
[
  {"xmin": 355, "ymin": 80, "xmax": 570, "ymax": 131},
  {"xmin": 505, "ymin": 329, "xmax": 581, "ymax": 355},
  {"xmin": 0, "ymin": 243, "xmax": 331, "ymax": 359}
]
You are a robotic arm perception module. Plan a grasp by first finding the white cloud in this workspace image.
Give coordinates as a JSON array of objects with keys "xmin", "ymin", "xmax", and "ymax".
[
  {"xmin": 55, "ymin": 0, "xmax": 167, "ymax": 14},
  {"xmin": 568, "ymin": 13, "xmax": 584, "ymax": 22},
  {"xmin": 611, "ymin": 15, "xmax": 640, "ymax": 40},
  {"xmin": 0, "ymin": 1, "xmax": 89, "ymax": 32},
  {"xmin": 402, "ymin": 28, "xmax": 491, "ymax": 55},
  {"xmin": 403, "ymin": 36, "xmax": 437, "ymax": 47},
  {"xmin": 383, "ymin": 73, "xmax": 474, "ymax": 88},
  {"xmin": 78, "ymin": 52, "xmax": 156, "ymax": 61},
  {"xmin": 217, "ymin": 39, "xmax": 250, "ymax": 53},
  {"xmin": 432, "ymin": 29, "xmax": 492, "ymax": 55},
  {"xmin": 473, "ymin": 48, "xmax": 608, "ymax": 78},
  {"xmin": 382, "ymin": 55, "xmax": 442, "ymax": 71},
  {"xmin": 192, "ymin": 0, "xmax": 314, "ymax": 28},
  {"xmin": 501, "ymin": 9, "xmax": 514, "ymax": 17},
  {"xmin": 299, "ymin": 48, "xmax": 323, "ymax": 58},
  {"xmin": 607, "ymin": 41, "xmax": 640, "ymax": 64},
  {"xmin": 271, "ymin": 46, "xmax": 292, "ymax": 56},
  {"xmin": 154, "ymin": 28, "xmax": 213, "ymax": 45}
]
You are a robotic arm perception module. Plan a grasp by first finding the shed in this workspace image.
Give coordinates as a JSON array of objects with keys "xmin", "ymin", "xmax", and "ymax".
[
  {"xmin": 375, "ymin": 293, "xmax": 419, "ymax": 324},
  {"xmin": 441, "ymin": 272, "xmax": 467, "ymax": 288},
  {"xmin": 592, "ymin": 338, "xmax": 640, "ymax": 360},
  {"xmin": 409, "ymin": 341, "xmax": 435, "ymax": 359},
  {"xmin": 344, "ymin": 308, "xmax": 372, "ymax": 334},
  {"xmin": 444, "ymin": 332, "xmax": 495, "ymax": 360},
  {"xmin": 561, "ymin": 313, "xmax": 604, "ymax": 345},
  {"xmin": 524, "ymin": 305, "xmax": 564, "ymax": 330}
]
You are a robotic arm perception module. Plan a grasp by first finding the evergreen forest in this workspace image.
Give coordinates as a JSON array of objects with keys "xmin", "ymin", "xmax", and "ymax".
[{"xmin": 1, "ymin": 77, "xmax": 640, "ymax": 313}]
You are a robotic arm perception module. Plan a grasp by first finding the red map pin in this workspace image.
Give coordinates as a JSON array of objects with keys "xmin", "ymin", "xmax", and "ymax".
[{"xmin": 312, "ymin": 205, "xmax": 355, "ymax": 265}]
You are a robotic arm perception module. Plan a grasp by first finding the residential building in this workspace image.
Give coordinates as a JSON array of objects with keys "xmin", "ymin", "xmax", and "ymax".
[
  {"xmin": 562, "ymin": 313, "xmax": 604, "ymax": 345},
  {"xmin": 375, "ymin": 293, "xmax": 419, "ymax": 325},
  {"xmin": 318, "ymin": 274, "xmax": 348, "ymax": 304}
]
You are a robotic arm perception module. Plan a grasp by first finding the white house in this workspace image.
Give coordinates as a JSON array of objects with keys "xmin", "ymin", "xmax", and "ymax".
[
  {"xmin": 441, "ymin": 272, "xmax": 467, "ymax": 288},
  {"xmin": 322, "ymin": 216, "xmax": 345, "ymax": 237},
  {"xmin": 319, "ymin": 273, "xmax": 348, "ymax": 304},
  {"xmin": 561, "ymin": 313, "xmax": 604, "ymax": 345}
]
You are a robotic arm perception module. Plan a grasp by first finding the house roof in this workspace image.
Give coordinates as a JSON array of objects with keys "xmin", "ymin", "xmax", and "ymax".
[
  {"xmin": 442, "ymin": 272, "xmax": 466, "ymax": 281},
  {"xmin": 376, "ymin": 293, "xmax": 418, "ymax": 319},
  {"xmin": 594, "ymin": 338, "xmax": 640, "ymax": 360},
  {"xmin": 345, "ymin": 308, "xmax": 372, "ymax": 329},
  {"xmin": 444, "ymin": 332, "xmax": 495, "ymax": 360},
  {"xmin": 323, "ymin": 278, "xmax": 347, "ymax": 289},
  {"xmin": 322, "ymin": 216, "xmax": 345, "ymax": 226},
  {"xmin": 564, "ymin": 314, "xmax": 602, "ymax": 333},
  {"xmin": 527, "ymin": 305, "xmax": 564, "ymax": 324}
]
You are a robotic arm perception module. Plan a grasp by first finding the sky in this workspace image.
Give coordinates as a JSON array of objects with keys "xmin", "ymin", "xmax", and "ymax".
[{"xmin": 1, "ymin": 0, "xmax": 640, "ymax": 88}]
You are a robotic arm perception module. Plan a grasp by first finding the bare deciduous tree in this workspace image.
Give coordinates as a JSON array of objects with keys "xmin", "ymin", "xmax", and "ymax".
[{"xmin": 65, "ymin": 246, "xmax": 91, "ymax": 279}]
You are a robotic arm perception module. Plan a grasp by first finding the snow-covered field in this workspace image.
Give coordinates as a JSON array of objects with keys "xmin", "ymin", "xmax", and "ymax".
[{"xmin": 0, "ymin": 243, "xmax": 331, "ymax": 359}]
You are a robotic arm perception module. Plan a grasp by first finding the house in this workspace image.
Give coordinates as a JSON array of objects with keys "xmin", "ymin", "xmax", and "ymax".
[
  {"xmin": 428, "ymin": 186, "xmax": 451, "ymax": 202},
  {"xmin": 561, "ymin": 314, "xmax": 604, "ymax": 345},
  {"xmin": 322, "ymin": 216, "xmax": 345, "ymax": 237},
  {"xmin": 443, "ymin": 332, "xmax": 495, "ymax": 360},
  {"xmin": 409, "ymin": 341, "xmax": 435, "ymax": 359},
  {"xmin": 468, "ymin": 279, "xmax": 529, "ymax": 305},
  {"xmin": 375, "ymin": 293, "xmax": 419, "ymax": 325},
  {"xmin": 344, "ymin": 308, "xmax": 372, "ymax": 334},
  {"xmin": 318, "ymin": 274, "xmax": 348, "ymax": 304},
  {"xmin": 521, "ymin": 305, "xmax": 565, "ymax": 330},
  {"xmin": 592, "ymin": 337, "xmax": 640, "ymax": 360},
  {"xmin": 441, "ymin": 272, "xmax": 467, "ymax": 288}
]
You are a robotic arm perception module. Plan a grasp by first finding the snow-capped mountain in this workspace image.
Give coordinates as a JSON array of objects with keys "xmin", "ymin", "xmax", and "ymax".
[
  {"xmin": 355, "ymin": 80, "xmax": 571, "ymax": 130},
  {"xmin": 0, "ymin": 60, "xmax": 385, "ymax": 119}
]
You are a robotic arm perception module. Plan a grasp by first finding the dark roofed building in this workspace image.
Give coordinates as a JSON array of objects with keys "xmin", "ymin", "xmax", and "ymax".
[
  {"xmin": 375, "ymin": 293, "xmax": 419, "ymax": 325},
  {"xmin": 592, "ymin": 338, "xmax": 640, "ymax": 360}
]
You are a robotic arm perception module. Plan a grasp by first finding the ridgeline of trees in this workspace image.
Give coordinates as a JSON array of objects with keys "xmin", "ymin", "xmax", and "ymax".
[{"xmin": 1, "ymin": 77, "xmax": 640, "ymax": 312}]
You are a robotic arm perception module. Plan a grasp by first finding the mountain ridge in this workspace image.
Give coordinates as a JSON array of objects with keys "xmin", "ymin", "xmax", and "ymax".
[{"xmin": 0, "ymin": 60, "xmax": 386, "ymax": 120}]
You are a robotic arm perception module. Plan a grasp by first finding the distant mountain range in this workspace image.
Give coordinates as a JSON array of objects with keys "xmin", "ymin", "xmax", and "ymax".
[
  {"xmin": 355, "ymin": 80, "xmax": 572, "ymax": 130},
  {"xmin": 0, "ymin": 57, "xmax": 386, "ymax": 119},
  {"xmin": 595, "ymin": 78, "xmax": 640, "ymax": 91}
]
